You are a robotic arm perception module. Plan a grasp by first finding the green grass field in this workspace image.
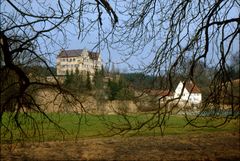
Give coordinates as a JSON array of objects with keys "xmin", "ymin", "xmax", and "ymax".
[{"xmin": 0, "ymin": 112, "xmax": 239, "ymax": 143}]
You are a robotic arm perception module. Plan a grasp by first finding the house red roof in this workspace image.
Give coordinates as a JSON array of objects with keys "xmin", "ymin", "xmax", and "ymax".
[
  {"xmin": 159, "ymin": 90, "xmax": 174, "ymax": 96},
  {"xmin": 185, "ymin": 81, "xmax": 201, "ymax": 93},
  {"xmin": 149, "ymin": 89, "xmax": 174, "ymax": 96},
  {"xmin": 58, "ymin": 49, "xmax": 100, "ymax": 60}
]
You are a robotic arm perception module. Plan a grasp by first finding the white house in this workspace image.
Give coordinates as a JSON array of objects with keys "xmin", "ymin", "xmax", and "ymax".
[
  {"xmin": 174, "ymin": 81, "xmax": 202, "ymax": 104},
  {"xmin": 56, "ymin": 49, "xmax": 102, "ymax": 75}
]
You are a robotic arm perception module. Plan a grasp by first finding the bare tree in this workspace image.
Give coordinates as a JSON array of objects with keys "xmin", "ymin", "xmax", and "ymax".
[
  {"xmin": 0, "ymin": 0, "xmax": 239, "ymax": 139},
  {"xmin": 0, "ymin": 0, "xmax": 118, "ymax": 141},
  {"xmin": 100, "ymin": 0, "xmax": 239, "ymax": 134}
]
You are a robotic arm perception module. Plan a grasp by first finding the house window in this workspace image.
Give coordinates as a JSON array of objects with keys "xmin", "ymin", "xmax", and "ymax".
[
  {"xmin": 62, "ymin": 58, "xmax": 65, "ymax": 62},
  {"xmin": 73, "ymin": 58, "xmax": 75, "ymax": 61}
]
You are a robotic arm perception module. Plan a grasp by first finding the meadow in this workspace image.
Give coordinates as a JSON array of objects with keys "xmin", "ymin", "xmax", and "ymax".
[{"xmin": 0, "ymin": 112, "xmax": 239, "ymax": 143}]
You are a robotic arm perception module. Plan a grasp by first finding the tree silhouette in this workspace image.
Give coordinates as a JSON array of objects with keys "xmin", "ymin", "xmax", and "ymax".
[
  {"xmin": 0, "ymin": 0, "xmax": 239, "ymax": 139},
  {"xmin": 99, "ymin": 0, "xmax": 239, "ymax": 134},
  {"xmin": 0, "ymin": 0, "xmax": 118, "ymax": 142}
]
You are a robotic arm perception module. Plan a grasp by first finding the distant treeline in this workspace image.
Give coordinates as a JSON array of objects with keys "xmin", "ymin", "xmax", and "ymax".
[{"xmin": 21, "ymin": 59, "xmax": 239, "ymax": 104}]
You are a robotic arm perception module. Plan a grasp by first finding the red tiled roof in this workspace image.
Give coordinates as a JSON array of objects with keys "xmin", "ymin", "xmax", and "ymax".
[
  {"xmin": 58, "ymin": 49, "xmax": 100, "ymax": 60},
  {"xmin": 184, "ymin": 81, "xmax": 201, "ymax": 93},
  {"xmin": 149, "ymin": 89, "xmax": 174, "ymax": 96},
  {"xmin": 159, "ymin": 90, "xmax": 174, "ymax": 96}
]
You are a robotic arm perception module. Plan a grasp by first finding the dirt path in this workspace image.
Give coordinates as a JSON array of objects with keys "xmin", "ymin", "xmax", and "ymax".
[{"xmin": 1, "ymin": 132, "xmax": 239, "ymax": 161}]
